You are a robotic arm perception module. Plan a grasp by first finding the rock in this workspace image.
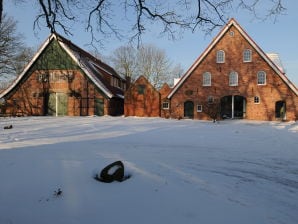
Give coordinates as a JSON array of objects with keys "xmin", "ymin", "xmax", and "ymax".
[{"xmin": 98, "ymin": 161, "xmax": 125, "ymax": 183}]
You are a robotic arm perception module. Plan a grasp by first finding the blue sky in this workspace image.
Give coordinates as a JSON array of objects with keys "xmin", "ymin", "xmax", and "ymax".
[{"xmin": 4, "ymin": 1, "xmax": 298, "ymax": 86}]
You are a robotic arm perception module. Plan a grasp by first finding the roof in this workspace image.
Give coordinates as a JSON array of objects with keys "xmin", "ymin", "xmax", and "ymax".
[
  {"xmin": 0, "ymin": 33, "xmax": 125, "ymax": 99},
  {"xmin": 168, "ymin": 18, "xmax": 298, "ymax": 98}
]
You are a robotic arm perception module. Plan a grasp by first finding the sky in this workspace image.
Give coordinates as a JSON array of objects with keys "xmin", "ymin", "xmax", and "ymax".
[{"xmin": 3, "ymin": 1, "xmax": 298, "ymax": 86}]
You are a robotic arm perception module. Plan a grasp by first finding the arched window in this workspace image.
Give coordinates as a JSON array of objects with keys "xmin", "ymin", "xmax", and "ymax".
[
  {"xmin": 229, "ymin": 71, "xmax": 238, "ymax": 86},
  {"xmin": 243, "ymin": 49, "xmax": 252, "ymax": 62},
  {"xmin": 202, "ymin": 72, "xmax": 211, "ymax": 86},
  {"xmin": 257, "ymin": 71, "xmax": 266, "ymax": 85},
  {"xmin": 216, "ymin": 50, "xmax": 225, "ymax": 63}
]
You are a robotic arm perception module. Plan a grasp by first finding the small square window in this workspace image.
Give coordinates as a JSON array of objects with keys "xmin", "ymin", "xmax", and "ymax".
[
  {"xmin": 137, "ymin": 85, "xmax": 146, "ymax": 94},
  {"xmin": 162, "ymin": 102, "xmax": 169, "ymax": 109},
  {"xmin": 254, "ymin": 96, "xmax": 260, "ymax": 104},
  {"xmin": 197, "ymin": 105, "xmax": 203, "ymax": 112}
]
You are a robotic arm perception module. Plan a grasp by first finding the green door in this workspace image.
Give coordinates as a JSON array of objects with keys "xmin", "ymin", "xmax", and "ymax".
[
  {"xmin": 184, "ymin": 101, "xmax": 194, "ymax": 118},
  {"xmin": 47, "ymin": 93, "xmax": 68, "ymax": 116},
  {"xmin": 57, "ymin": 93, "xmax": 68, "ymax": 116},
  {"xmin": 94, "ymin": 98, "xmax": 104, "ymax": 116},
  {"xmin": 48, "ymin": 93, "xmax": 56, "ymax": 116}
]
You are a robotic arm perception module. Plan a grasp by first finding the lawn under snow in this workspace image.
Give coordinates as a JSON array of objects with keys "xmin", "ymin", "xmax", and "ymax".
[{"xmin": 0, "ymin": 116, "xmax": 298, "ymax": 224}]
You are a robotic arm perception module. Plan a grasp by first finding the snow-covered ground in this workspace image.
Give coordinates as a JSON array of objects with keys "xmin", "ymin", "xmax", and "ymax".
[{"xmin": 0, "ymin": 116, "xmax": 297, "ymax": 224}]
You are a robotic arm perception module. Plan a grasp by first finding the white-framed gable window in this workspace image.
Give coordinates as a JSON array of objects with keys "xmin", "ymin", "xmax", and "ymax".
[
  {"xmin": 202, "ymin": 72, "xmax": 211, "ymax": 86},
  {"xmin": 229, "ymin": 71, "xmax": 238, "ymax": 86},
  {"xmin": 243, "ymin": 49, "xmax": 252, "ymax": 62},
  {"xmin": 254, "ymin": 96, "xmax": 260, "ymax": 104},
  {"xmin": 257, "ymin": 71, "xmax": 266, "ymax": 85},
  {"xmin": 197, "ymin": 104, "xmax": 203, "ymax": 112},
  {"xmin": 216, "ymin": 50, "xmax": 225, "ymax": 63}
]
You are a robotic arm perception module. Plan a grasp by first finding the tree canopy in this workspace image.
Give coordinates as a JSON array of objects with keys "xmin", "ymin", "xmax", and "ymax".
[{"xmin": 0, "ymin": 0, "xmax": 286, "ymax": 45}]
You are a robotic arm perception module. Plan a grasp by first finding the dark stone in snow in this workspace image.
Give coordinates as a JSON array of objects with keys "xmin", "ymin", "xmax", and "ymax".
[{"xmin": 4, "ymin": 125, "xmax": 13, "ymax": 129}]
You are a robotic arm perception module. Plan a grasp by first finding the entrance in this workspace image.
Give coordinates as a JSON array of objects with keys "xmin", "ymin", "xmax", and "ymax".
[
  {"xmin": 220, "ymin": 95, "xmax": 246, "ymax": 119},
  {"xmin": 275, "ymin": 101, "xmax": 286, "ymax": 120},
  {"xmin": 48, "ymin": 93, "xmax": 68, "ymax": 116},
  {"xmin": 184, "ymin": 101, "xmax": 194, "ymax": 118}
]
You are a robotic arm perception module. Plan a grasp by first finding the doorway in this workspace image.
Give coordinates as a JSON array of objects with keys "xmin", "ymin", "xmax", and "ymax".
[
  {"xmin": 220, "ymin": 95, "xmax": 246, "ymax": 119},
  {"xmin": 275, "ymin": 101, "xmax": 286, "ymax": 120},
  {"xmin": 48, "ymin": 93, "xmax": 68, "ymax": 116},
  {"xmin": 184, "ymin": 101, "xmax": 194, "ymax": 118}
]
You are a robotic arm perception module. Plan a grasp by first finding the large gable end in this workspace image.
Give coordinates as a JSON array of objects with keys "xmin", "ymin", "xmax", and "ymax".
[{"xmin": 168, "ymin": 18, "xmax": 298, "ymax": 98}]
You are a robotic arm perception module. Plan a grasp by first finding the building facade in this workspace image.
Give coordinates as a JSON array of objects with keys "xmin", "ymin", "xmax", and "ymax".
[
  {"xmin": 0, "ymin": 33, "xmax": 126, "ymax": 116},
  {"xmin": 166, "ymin": 19, "xmax": 298, "ymax": 121}
]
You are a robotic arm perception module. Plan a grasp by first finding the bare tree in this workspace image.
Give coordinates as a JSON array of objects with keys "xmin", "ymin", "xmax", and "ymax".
[
  {"xmin": 0, "ymin": 14, "xmax": 33, "ymax": 81},
  {"xmin": 110, "ymin": 45, "xmax": 137, "ymax": 79},
  {"xmin": 110, "ymin": 44, "xmax": 181, "ymax": 89},
  {"xmin": 0, "ymin": 1, "xmax": 287, "ymax": 45}
]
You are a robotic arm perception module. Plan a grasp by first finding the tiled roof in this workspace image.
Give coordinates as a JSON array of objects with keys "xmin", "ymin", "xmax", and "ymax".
[{"xmin": 0, "ymin": 33, "xmax": 125, "ymax": 99}]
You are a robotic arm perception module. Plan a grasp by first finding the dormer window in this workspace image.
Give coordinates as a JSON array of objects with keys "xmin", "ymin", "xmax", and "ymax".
[
  {"xmin": 216, "ymin": 50, "xmax": 225, "ymax": 63},
  {"xmin": 243, "ymin": 49, "xmax": 252, "ymax": 62}
]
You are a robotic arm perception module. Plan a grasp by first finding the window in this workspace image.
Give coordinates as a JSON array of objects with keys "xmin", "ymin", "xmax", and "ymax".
[
  {"xmin": 243, "ymin": 49, "xmax": 252, "ymax": 62},
  {"xmin": 229, "ymin": 71, "xmax": 238, "ymax": 86},
  {"xmin": 162, "ymin": 101, "xmax": 169, "ymax": 109},
  {"xmin": 207, "ymin": 96, "xmax": 214, "ymax": 104},
  {"xmin": 216, "ymin": 50, "xmax": 225, "ymax": 63},
  {"xmin": 254, "ymin": 96, "xmax": 260, "ymax": 104},
  {"xmin": 137, "ymin": 85, "xmax": 146, "ymax": 94},
  {"xmin": 197, "ymin": 105, "xmax": 203, "ymax": 112},
  {"xmin": 202, "ymin": 72, "xmax": 211, "ymax": 86},
  {"xmin": 257, "ymin": 71, "xmax": 266, "ymax": 85}
]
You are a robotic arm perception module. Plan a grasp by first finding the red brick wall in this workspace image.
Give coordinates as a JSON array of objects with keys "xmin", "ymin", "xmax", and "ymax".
[
  {"xmin": 170, "ymin": 25, "xmax": 298, "ymax": 121},
  {"xmin": 3, "ymin": 69, "xmax": 110, "ymax": 116},
  {"xmin": 124, "ymin": 76, "xmax": 160, "ymax": 117}
]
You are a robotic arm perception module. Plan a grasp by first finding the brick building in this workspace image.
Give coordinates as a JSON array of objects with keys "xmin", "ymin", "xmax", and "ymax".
[
  {"xmin": 124, "ymin": 75, "xmax": 161, "ymax": 117},
  {"xmin": 166, "ymin": 18, "xmax": 298, "ymax": 121},
  {"xmin": 0, "ymin": 33, "xmax": 126, "ymax": 116}
]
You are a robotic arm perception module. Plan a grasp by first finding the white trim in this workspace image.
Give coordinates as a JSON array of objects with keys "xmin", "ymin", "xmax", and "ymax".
[
  {"xmin": 58, "ymin": 41, "xmax": 114, "ymax": 98},
  {"xmin": 0, "ymin": 34, "xmax": 56, "ymax": 98},
  {"xmin": 168, "ymin": 19, "xmax": 298, "ymax": 98}
]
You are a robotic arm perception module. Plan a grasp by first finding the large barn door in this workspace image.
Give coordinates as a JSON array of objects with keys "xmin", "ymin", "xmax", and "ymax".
[
  {"xmin": 184, "ymin": 101, "xmax": 194, "ymax": 118},
  {"xmin": 47, "ymin": 93, "xmax": 68, "ymax": 116}
]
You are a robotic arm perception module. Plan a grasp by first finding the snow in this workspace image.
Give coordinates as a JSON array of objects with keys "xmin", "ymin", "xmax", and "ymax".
[{"xmin": 0, "ymin": 116, "xmax": 297, "ymax": 224}]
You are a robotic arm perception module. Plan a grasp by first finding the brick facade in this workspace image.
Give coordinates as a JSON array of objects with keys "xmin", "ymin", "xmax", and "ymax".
[
  {"xmin": 0, "ymin": 33, "xmax": 125, "ymax": 117},
  {"xmin": 167, "ymin": 19, "xmax": 298, "ymax": 121},
  {"xmin": 124, "ymin": 76, "xmax": 160, "ymax": 117}
]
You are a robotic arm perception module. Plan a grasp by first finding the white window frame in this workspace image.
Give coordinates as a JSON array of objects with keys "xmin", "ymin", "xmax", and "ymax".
[
  {"xmin": 197, "ymin": 104, "xmax": 203, "ymax": 112},
  {"xmin": 216, "ymin": 50, "xmax": 225, "ymax": 63},
  {"xmin": 202, "ymin": 72, "xmax": 211, "ymax": 86},
  {"xmin": 254, "ymin": 96, "xmax": 260, "ymax": 104},
  {"xmin": 257, "ymin": 71, "xmax": 266, "ymax": 85},
  {"xmin": 229, "ymin": 71, "xmax": 238, "ymax": 86},
  {"xmin": 162, "ymin": 101, "xmax": 169, "ymax": 110},
  {"xmin": 243, "ymin": 49, "xmax": 252, "ymax": 62}
]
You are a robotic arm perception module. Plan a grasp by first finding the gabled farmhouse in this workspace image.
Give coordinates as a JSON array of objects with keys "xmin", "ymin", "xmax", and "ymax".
[
  {"xmin": 166, "ymin": 18, "xmax": 298, "ymax": 121},
  {"xmin": 0, "ymin": 33, "xmax": 126, "ymax": 116}
]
